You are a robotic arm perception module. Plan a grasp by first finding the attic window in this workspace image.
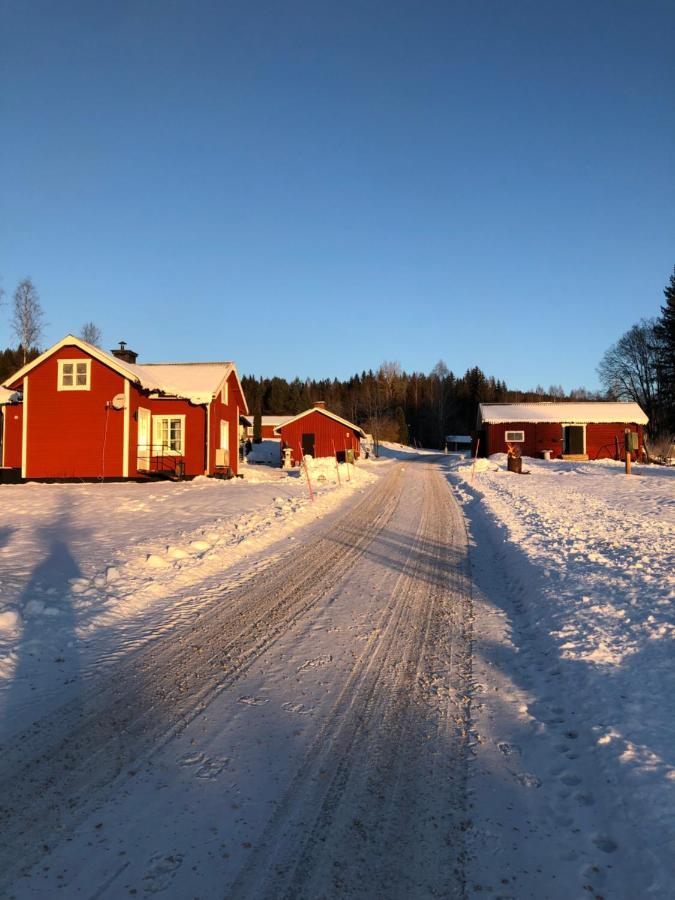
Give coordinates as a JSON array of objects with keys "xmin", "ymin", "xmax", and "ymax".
[
  {"xmin": 58, "ymin": 359, "xmax": 91, "ymax": 391},
  {"xmin": 505, "ymin": 430, "xmax": 525, "ymax": 442},
  {"xmin": 222, "ymin": 380, "xmax": 229, "ymax": 405}
]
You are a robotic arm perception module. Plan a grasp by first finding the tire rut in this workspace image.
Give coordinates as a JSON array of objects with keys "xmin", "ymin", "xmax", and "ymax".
[
  {"xmin": 229, "ymin": 462, "xmax": 472, "ymax": 900},
  {"xmin": 0, "ymin": 465, "xmax": 405, "ymax": 890}
]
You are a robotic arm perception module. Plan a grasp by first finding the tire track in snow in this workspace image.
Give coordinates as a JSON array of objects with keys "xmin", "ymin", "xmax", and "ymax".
[
  {"xmin": 0, "ymin": 465, "xmax": 406, "ymax": 892},
  {"xmin": 229, "ymin": 462, "xmax": 473, "ymax": 900}
]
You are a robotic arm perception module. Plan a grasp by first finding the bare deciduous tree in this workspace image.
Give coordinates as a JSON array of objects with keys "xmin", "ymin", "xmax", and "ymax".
[
  {"xmin": 597, "ymin": 318, "xmax": 663, "ymax": 436},
  {"xmin": 12, "ymin": 278, "xmax": 44, "ymax": 364},
  {"xmin": 80, "ymin": 321, "xmax": 102, "ymax": 347}
]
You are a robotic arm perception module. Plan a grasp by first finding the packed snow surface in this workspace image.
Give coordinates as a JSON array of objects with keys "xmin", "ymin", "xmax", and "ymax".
[
  {"xmin": 0, "ymin": 456, "xmax": 375, "ymax": 739},
  {"xmin": 449, "ymin": 453, "xmax": 675, "ymax": 896}
]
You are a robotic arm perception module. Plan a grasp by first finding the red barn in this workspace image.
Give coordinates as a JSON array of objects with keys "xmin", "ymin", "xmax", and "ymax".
[
  {"xmin": 275, "ymin": 402, "xmax": 365, "ymax": 465},
  {"xmin": 1, "ymin": 335, "xmax": 248, "ymax": 481},
  {"xmin": 477, "ymin": 402, "xmax": 648, "ymax": 461}
]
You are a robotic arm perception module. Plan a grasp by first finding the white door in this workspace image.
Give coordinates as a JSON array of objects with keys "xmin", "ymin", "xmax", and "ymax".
[{"xmin": 137, "ymin": 408, "xmax": 151, "ymax": 470}]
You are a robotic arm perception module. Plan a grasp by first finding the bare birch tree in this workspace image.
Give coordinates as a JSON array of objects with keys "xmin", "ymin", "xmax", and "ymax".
[
  {"xmin": 12, "ymin": 278, "xmax": 44, "ymax": 364},
  {"xmin": 80, "ymin": 321, "xmax": 102, "ymax": 347}
]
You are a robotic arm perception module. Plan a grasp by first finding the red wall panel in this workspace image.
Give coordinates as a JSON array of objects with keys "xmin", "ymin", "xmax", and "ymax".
[
  {"xmin": 207, "ymin": 370, "xmax": 243, "ymax": 476},
  {"xmin": 24, "ymin": 347, "xmax": 126, "ymax": 478},
  {"xmin": 278, "ymin": 410, "xmax": 362, "ymax": 465},
  {"xmin": 2, "ymin": 404, "xmax": 23, "ymax": 468},
  {"xmin": 486, "ymin": 421, "xmax": 644, "ymax": 460}
]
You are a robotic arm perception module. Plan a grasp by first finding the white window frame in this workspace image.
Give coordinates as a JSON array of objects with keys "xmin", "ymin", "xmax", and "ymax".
[
  {"xmin": 58, "ymin": 358, "xmax": 91, "ymax": 391},
  {"xmin": 152, "ymin": 414, "xmax": 186, "ymax": 455},
  {"xmin": 221, "ymin": 380, "xmax": 229, "ymax": 405},
  {"xmin": 505, "ymin": 429, "xmax": 525, "ymax": 443},
  {"xmin": 220, "ymin": 419, "xmax": 229, "ymax": 451}
]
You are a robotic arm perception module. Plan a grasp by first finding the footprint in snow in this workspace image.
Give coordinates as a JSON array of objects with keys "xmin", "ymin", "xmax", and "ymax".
[
  {"xmin": 515, "ymin": 772, "xmax": 542, "ymax": 789},
  {"xmin": 196, "ymin": 757, "xmax": 230, "ymax": 779},
  {"xmin": 178, "ymin": 750, "xmax": 206, "ymax": 767},
  {"xmin": 497, "ymin": 741, "xmax": 520, "ymax": 756},
  {"xmin": 592, "ymin": 835, "xmax": 618, "ymax": 854},
  {"xmin": 142, "ymin": 851, "xmax": 184, "ymax": 893},
  {"xmin": 237, "ymin": 696, "xmax": 269, "ymax": 706},
  {"xmin": 281, "ymin": 702, "xmax": 310, "ymax": 715},
  {"xmin": 297, "ymin": 655, "xmax": 333, "ymax": 673}
]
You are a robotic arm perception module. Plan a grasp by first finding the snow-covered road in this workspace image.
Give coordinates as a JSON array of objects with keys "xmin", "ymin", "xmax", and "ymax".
[{"xmin": 0, "ymin": 459, "xmax": 473, "ymax": 898}]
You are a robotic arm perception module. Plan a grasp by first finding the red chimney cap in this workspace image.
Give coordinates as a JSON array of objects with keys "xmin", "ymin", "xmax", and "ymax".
[{"xmin": 313, "ymin": 400, "xmax": 326, "ymax": 409}]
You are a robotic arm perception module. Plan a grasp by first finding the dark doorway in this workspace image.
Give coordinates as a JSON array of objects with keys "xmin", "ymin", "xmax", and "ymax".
[
  {"xmin": 302, "ymin": 433, "xmax": 315, "ymax": 457},
  {"xmin": 563, "ymin": 425, "xmax": 585, "ymax": 455}
]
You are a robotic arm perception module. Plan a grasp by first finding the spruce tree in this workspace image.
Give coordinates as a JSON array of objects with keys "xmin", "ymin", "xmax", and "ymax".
[
  {"xmin": 396, "ymin": 406, "xmax": 408, "ymax": 444},
  {"xmin": 655, "ymin": 267, "xmax": 675, "ymax": 432}
]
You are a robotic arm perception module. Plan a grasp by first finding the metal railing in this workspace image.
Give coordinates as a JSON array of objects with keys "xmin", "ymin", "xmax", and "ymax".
[{"xmin": 137, "ymin": 443, "xmax": 185, "ymax": 479}]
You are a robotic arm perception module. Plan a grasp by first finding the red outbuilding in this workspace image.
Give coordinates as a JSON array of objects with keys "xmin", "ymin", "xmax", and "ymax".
[
  {"xmin": 242, "ymin": 414, "xmax": 295, "ymax": 440},
  {"xmin": 1, "ymin": 335, "xmax": 248, "ymax": 481},
  {"xmin": 477, "ymin": 402, "xmax": 648, "ymax": 461},
  {"xmin": 275, "ymin": 402, "xmax": 366, "ymax": 466}
]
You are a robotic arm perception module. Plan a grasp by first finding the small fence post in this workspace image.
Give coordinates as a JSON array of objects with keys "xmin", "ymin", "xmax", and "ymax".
[
  {"xmin": 331, "ymin": 439, "xmax": 342, "ymax": 486},
  {"xmin": 298, "ymin": 441, "xmax": 315, "ymax": 501},
  {"xmin": 471, "ymin": 437, "xmax": 481, "ymax": 483}
]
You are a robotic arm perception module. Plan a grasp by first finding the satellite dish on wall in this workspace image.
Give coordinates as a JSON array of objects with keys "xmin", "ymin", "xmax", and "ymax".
[{"xmin": 111, "ymin": 393, "xmax": 126, "ymax": 410}]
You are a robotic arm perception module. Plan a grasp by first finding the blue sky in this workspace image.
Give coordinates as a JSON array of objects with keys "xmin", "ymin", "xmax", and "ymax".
[{"xmin": 1, "ymin": 1, "xmax": 673, "ymax": 390}]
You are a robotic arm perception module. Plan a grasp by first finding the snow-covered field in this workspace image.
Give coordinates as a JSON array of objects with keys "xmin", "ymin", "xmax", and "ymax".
[
  {"xmin": 448, "ymin": 454, "xmax": 675, "ymax": 897},
  {"xmin": 0, "ymin": 456, "xmax": 377, "ymax": 741}
]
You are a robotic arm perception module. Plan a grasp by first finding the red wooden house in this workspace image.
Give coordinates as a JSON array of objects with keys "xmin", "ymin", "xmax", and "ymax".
[
  {"xmin": 1, "ymin": 335, "xmax": 248, "ymax": 481},
  {"xmin": 275, "ymin": 402, "xmax": 365, "ymax": 465},
  {"xmin": 477, "ymin": 402, "xmax": 648, "ymax": 461}
]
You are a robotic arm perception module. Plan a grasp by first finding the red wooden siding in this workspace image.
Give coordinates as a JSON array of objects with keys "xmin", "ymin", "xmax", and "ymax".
[
  {"xmin": 278, "ymin": 410, "xmax": 362, "ymax": 466},
  {"xmin": 2, "ymin": 404, "xmax": 23, "ymax": 468},
  {"xmin": 146, "ymin": 397, "xmax": 207, "ymax": 477},
  {"xmin": 207, "ymin": 370, "xmax": 243, "ymax": 476},
  {"xmin": 484, "ymin": 421, "xmax": 644, "ymax": 460},
  {"xmin": 24, "ymin": 347, "xmax": 127, "ymax": 478}
]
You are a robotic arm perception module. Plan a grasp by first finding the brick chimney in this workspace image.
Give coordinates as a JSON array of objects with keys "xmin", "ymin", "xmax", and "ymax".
[
  {"xmin": 313, "ymin": 400, "xmax": 326, "ymax": 409},
  {"xmin": 111, "ymin": 341, "xmax": 138, "ymax": 364}
]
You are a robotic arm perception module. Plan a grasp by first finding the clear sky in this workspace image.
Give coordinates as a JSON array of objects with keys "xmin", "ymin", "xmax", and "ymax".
[{"xmin": 1, "ymin": 1, "xmax": 673, "ymax": 390}]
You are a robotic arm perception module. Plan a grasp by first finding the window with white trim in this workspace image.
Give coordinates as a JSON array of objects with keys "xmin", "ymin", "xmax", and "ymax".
[
  {"xmin": 221, "ymin": 380, "xmax": 229, "ymax": 405},
  {"xmin": 58, "ymin": 359, "xmax": 91, "ymax": 391},
  {"xmin": 152, "ymin": 415, "xmax": 185, "ymax": 454},
  {"xmin": 505, "ymin": 430, "xmax": 525, "ymax": 442}
]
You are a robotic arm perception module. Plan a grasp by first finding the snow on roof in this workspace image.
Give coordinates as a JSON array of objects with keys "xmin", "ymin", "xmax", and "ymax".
[
  {"xmin": 478, "ymin": 402, "xmax": 648, "ymax": 426},
  {"xmin": 124, "ymin": 362, "xmax": 234, "ymax": 405},
  {"xmin": 0, "ymin": 386, "xmax": 19, "ymax": 404},
  {"xmin": 2, "ymin": 335, "xmax": 248, "ymax": 410},
  {"xmin": 274, "ymin": 406, "xmax": 366, "ymax": 438}
]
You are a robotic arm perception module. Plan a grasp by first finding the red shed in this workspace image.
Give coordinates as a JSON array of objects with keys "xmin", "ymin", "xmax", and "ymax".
[
  {"xmin": 477, "ymin": 402, "xmax": 648, "ymax": 461},
  {"xmin": 275, "ymin": 402, "xmax": 366, "ymax": 466},
  {"xmin": 1, "ymin": 335, "xmax": 248, "ymax": 481}
]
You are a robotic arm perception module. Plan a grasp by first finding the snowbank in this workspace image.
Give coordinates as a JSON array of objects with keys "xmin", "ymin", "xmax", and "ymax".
[
  {"xmin": 447, "ymin": 454, "xmax": 675, "ymax": 894},
  {"xmin": 245, "ymin": 439, "xmax": 281, "ymax": 466}
]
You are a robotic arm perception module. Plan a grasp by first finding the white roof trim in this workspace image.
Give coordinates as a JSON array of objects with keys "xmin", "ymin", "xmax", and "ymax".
[
  {"xmin": 478, "ymin": 402, "xmax": 648, "ymax": 426},
  {"xmin": 2, "ymin": 335, "xmax": 145, "ymax": 391},
  {"xmin": 2, "ymin": 335, "xmax": 249, "ymax": 410},
  {"xmin": 274, "ymin": 406, "xmax": 366, "ymax": 438}
]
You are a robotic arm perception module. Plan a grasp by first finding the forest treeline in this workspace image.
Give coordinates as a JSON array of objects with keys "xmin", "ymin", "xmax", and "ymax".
[{"xmin": 242, "ymin": 363, "xmax": 601, "ymax": 449}]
